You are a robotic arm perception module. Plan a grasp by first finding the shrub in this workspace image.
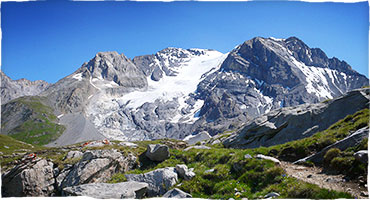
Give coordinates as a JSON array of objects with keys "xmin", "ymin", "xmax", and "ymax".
[{"xmin": 323, "ymin": 148, "xmax": 341, "ymax": 165}]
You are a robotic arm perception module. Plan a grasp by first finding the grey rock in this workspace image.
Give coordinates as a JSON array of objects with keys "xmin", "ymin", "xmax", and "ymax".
[
  {"xmin": 184, "ymin": 131, "xmax": 212, "ymax": 145},
  {"xmin": 184, "ymin": 145, "xmax": 211, "ymax": 151},
  {"xmin": 264, "ymin": 192, "xmax": 280, "ymax": 199},
  {"xmin": 1, "ymin": 159, "xmax": 55, "ymax": 197},
  {"xmin": 294, "ymin": 127, "xmax": 369, "ymax": 164},
  {"xmin": 145, "ymin": 144, "xmax": 170, "ymax": 162},
  {"xmin": 64, "ymin": 150, "xmax": 83, "ymax": 160},
  {"xmin": 60, "ymin": 149, "xmax": 137, "ymax": 189},
  {"xmin": 354, "ymin": 150, "xmax": 368, "ymax": 164},
  {"xmin": 162, "ymin": 188, "xmax": 192, "ymax": 198},
  {"xmin": 1, "ymin": 70, "xmax": 50, "ymax": 105},
  {"xmin": 244, "ymin": 154, "xmax": 253, "ymax": 159},
  {"xmin": 63, "ymin": 181, "xmax": 148, "ymax": 199},
  {"xmin": 205, "ymin": 169, "xmax": 215, "ymax": 174},
  {"xmin": 224, "ymin": 88, "xmax": 370, "ymax": 149},
  {"xmin": 175, "ymin": 164, "xmax": 196, "ymax": 180},
  {"xmin": 118, "ymin": 141, "xmax": 139, "ymax": 148},
  {"xmin": 125, "ymin": 167, "xmax": 178, "ymax": 197},
  {"xmin": 255, "ymin": 154, "xmax": 281, "ymax": 164}
]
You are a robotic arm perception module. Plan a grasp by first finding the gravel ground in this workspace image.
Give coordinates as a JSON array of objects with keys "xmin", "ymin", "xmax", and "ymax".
[{"xmin": 45, "ymin": 113, "xmax": 105, "ymax": 147}]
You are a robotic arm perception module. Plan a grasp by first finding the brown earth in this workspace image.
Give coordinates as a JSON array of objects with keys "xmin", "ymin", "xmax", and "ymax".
[{"xmin": 281, "ymin": 161, "xmax": 368, "ymax": 199}]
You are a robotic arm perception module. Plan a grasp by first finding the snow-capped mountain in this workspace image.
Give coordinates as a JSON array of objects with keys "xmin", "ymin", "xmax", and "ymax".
[
  {"xmin": 85, "ymin": 48, "xmax": 227, "ymax": 141},
  {"xmin": 1, "ymin": 36, "xmax": 368, "ymax": 145}
]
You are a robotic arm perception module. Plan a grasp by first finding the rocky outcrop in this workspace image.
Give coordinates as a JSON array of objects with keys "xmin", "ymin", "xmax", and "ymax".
[
  {"xmin": 60, "ymin": 149, "xmax": 137, "ymax": 189},
  {"xmin": 294, "ymin": 127, "xmax": 369, "ymax": 164},
  {"xmin": 0, "ymin": 70, "xmax": 50, "ymax": 105},
  {"xmin": 145, "ymin": 144, "xmax": 170, "ymax": 162},
  {"xmin": 163, "ymin": 188, "xmax": 192, "ymax": 198},
  {"xmin": 125, "ymin": 167, "xmax": 178, "ymax": 197},
  {"xmin": 2, "ymin": 148, "xmax": 138, "ymax": 197},
  {"xmin": 175, "ymin": 164, "xmax": 195, "ymax": 180},
  {"xmin": 63, "ymin": 181, "xmax": 148, "ymax": 199},
  {"xmin": 223, "ymin": 88, "xmax": 370, "ymax": 149},
  {"xmin": 1, "ymin": 158, "xmax": 55, "ymax": 197}
]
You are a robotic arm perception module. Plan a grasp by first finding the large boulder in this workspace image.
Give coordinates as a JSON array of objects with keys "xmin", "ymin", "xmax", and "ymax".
[
  {"xmin": 1, "ymin": 158, "xmax": 55, "ymax": 197},
  {"xmin": 145, "ymin": 144, "xmax": 170, "ymax": 162},
  {"xmin": 162, "ymin": 188, "xmax": 192, "ymax": 198},
  {"xmin": 125, "ymin": 167, "xmax": 178, "ymax": 197},
  {"xmin": 60, "ymin": 149, "xmax": 137, "ymax": 189},
  {"xmin": 63, "ymin": 181, "xmax": 149, "ymax": 199},
  {"xmin": 354, "ymin": 150, "xmax": 368, "ymax": 164}
]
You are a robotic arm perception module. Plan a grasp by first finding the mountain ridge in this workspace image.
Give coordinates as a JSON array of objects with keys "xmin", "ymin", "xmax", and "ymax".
[{"xmin": 1, "ymin": 36, "xmax": 368, "ymax": 145}]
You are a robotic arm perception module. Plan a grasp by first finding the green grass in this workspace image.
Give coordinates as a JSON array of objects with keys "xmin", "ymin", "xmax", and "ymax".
[
  {"xmin": 253, "ymin": 108, "xmax": 370, "ymax": 162},
  {"xmin": 250, "ymin": 108, "xmax": 369, "ymax": 179},
  {"xmin": 3, "ymin": 96, "xmax": 66, "ymax": 146},
  {"xmin": 107, "ymin": 139, "xmax": 353, "ymax": 199}
]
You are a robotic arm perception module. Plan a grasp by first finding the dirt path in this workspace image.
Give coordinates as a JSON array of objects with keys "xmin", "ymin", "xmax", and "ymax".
[{"xmin": 280, "ymin": 161, "xmax": 368, "ymax": 199}]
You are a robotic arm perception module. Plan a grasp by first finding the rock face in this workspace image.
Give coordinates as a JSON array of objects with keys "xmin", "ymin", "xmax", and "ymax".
[
  {"xmin": 63, "ymin": 181, "xmax": 148, "ymax": 199},
  {"xmin": 40, "ymin": 51, "xmax": 148, "ymax": 114},
  {"xmin": 223, "ymin": 88, "xmax": 370, "ymax": 149},
  {"xmin": 60, "ymin": 149, "xmax": 137, "ymax": 189},
  {"xmin": 163, "ymin": 188, "xmax": 192, "ymax": 198},
  {"xmin": 145, "ymin": 144, "xmax": 170, "ymax": 162},
  {"xmin": 0, "ymin": 70, "xmax": 50, "ymax": 105},
  {"xmin": 2, "ymin": 158, "xmax": 55, "ymax": 197},
  {"xmin": 125, "ymin": 167, "xmax": 178, "ymax": 197}
]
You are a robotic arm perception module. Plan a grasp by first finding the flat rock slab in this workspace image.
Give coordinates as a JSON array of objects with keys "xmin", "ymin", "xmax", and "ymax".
[{"xmin": 63, "ymin": 181, "xmax": 149, "ymax": 199}]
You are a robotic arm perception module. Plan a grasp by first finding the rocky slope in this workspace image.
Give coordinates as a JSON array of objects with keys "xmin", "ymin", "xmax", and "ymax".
[
  {"xmin": 223, "ymin": 88, "xmax": 370, "ymax": 149},
  {"xmin": 0, "ymin": 70, "xmax": 50, "ymax": 104}
]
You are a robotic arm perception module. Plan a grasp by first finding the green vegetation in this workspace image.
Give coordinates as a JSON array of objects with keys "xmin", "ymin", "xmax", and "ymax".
[
  {"xmin": 107, "ymin": 139, "xmax": 352, "ymax": 199},
  {"xmin": 252, "ymin": 108, "xmax": 369, "ymax": 162},
  {"xmin": 3, "ymin": 96, "xmax": 65, "ymax": 146}
]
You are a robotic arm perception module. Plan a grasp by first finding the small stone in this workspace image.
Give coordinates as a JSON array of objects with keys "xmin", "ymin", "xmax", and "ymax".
[
  {"xmin": 244, "ymin": 154, "xmax": 252, "ymax": 159},
  {"xmin": 360, "ymin": 191, "xmax": 368, "ymax": 197},
  {"xmin": 205, "ymin": 169, "xmax": 215, "ymax": 173},
  {"xmin": 307, "ymin": 174, "xmax": 312, "ymax": 178},
  {"xmin": 264, "ymin": 192, "xmax": 280, "ymax": 199}
]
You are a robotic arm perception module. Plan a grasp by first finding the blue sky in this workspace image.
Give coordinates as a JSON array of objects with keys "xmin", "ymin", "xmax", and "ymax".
[{"xmin": 1, "ymin": 0, "xmax": 368, "ymax": 83}]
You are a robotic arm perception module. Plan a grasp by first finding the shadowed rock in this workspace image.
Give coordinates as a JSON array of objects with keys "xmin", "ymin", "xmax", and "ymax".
[{"xmin": 63, "ymin": 181, "xmax": 148, "ymax": 199}]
